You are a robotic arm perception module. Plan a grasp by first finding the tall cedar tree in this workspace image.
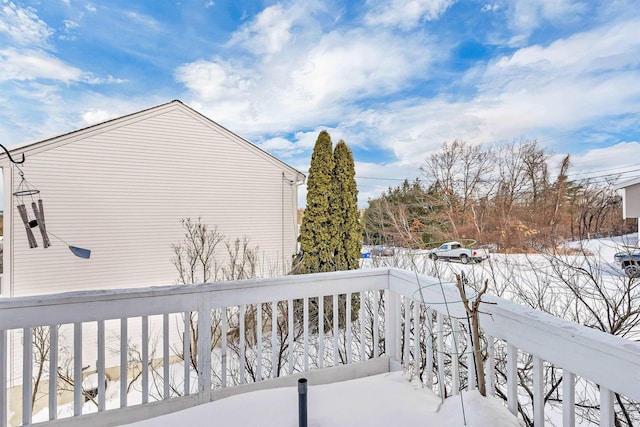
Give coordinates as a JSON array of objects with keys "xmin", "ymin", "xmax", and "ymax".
[
  {"xmin": 298, "ymin": 131, "xmax": 335, "ymax": 273},
  {"xmin": 333, "ymin": 141, "xmax": 362, "ymax": 269}
]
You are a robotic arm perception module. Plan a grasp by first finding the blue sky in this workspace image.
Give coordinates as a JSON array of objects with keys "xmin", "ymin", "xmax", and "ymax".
[{"xmin": 1, "ymin": 0, "xmax": 639, "ymax": 207}]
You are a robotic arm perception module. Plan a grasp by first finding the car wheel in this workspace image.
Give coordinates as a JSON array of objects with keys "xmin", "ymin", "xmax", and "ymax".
[
  {"xmin": 625, "ymin": 264, "xmax": 640, "ymax": 278},
  {"xmin": 429, "ymin": 253, "xmax": 438, "ymax": 261},
  {"xmin": 460, "ymin": 254, "xmax": 469, "ymax": 264}
]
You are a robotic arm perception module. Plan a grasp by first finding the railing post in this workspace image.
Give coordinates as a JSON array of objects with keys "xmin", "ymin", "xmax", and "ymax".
[
  {"xmin": 385, "ymin": 290, "xmax": 400, "ymax": 365},
  {"xmin": 197, "ymin": 293, "xmax": 212, "ymax": 403}
]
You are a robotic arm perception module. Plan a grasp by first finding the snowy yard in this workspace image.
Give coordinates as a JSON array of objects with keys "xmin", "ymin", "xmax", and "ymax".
[{"xmin": 124, "ymin": 371, "xmax": 523, "ymax": 427}]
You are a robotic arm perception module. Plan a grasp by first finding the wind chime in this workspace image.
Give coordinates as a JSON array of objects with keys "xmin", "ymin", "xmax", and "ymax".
[
  {"xmin": 3, "ymin": 145, "xmax": 91, "ymax": 259},
  {"xmin": 14, "ymin": 169, "xmax": 50, "ymax": 249}
]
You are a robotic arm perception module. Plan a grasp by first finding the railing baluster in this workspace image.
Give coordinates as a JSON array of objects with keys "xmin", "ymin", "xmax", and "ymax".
[
  {"xmin": 373, "ymin": 291, "xmax": 379, "ymax": 358},
  {"xmin": 120, "ymin": 318, "xmax": 127, "ymax": 408},
  {"xmin": 486, "ymin": 335, "xmax": 495, "ymax": 397},
  {"xmin": 346, "ymin": 292, "xmax": 352, "ymax": 364},
  {"xmin": 507, "ymin": 343, "xmax": 518, "ymax": 416},
  {"xmin": 562, "ymin": 370, "xmax": 575, "ymax": 427},
  {"xmin": 451, "ymin": 320, "xmax": 460, "ymax": 394},
  {"xmin": 50, "ymin": 325, "xmax": 59, "ymax": 418},
  {"xmin": 533, "ymin": 356, "xmax": 544, "ymax": 426},
  {"xmin": 333, "ymin": 294, "xmax": 339, "ymax": 366},
  {"xmin": 359, "ymin": 291, "xmax": 365, "ymax": 361},
  {"xmin": 436, "ymin": 312, "xmax": 445, "ymax": 397},
  {"xmin": 240, "ymin": 304, "xmax": 246, "ymax": 384},
  {"xmin": 23, "ymin": 327, "xmax": 33, "ymax": 424},
  {"xmin": 413, "ymin": 302, "xmax": 421, "ymax": 377},
  {"xmin": 257, "ymin": 303, "xmax": 263, "ymax": 381},
  {"xmin": 142, "ymin": 315, "xmax": 149, "ymax": 403},
  {"xmin": 304, "ymin": 297, "xmax": 309, "ymax": 372},
  {"xmin": 425, "ymin": 307, "xmax": 433, "ymax": 390},
  {"xmin": 97, "ymin": 320, "xmax": 105, "ymax": 412},
  {"xmin": 271, "ymin": 301, "xmax": 277, "ymax": 379},
  {"xmin": 403, "ymin": 297, "xmax": 410, "ymax": 368},
  {"xmin": 318, "ymin": 296, "xmax": 324, "ymax": 368},
  {"xmin": 74, "ymin": 323, "xmax": 83, "ymax": 416},
  {"xmin": 197, "ymin": 296, "xmax": 212, "ymax": 403},
  {"xmin": 221, "ymin": 308, "xmax": 228, "ymax": 388},
  {"xmin": 183, "ymin": 311, "xmax": 190, "ymax": 395},
  {"xmin": 466, "ymin": 325, "xmax": 476, "ymax": 391},
  {"xmin": 287, "ymin": 299, "xmax": 293, "ymax": 375},
  {"xmin": 600, "ymin": 386, "xmax": 615, "ymax": 427},
  {"xmin": 163, "ymin": 313, "xmax": 170, "ymax": 399},
  {"xmin": 0, "ymin": 330, "xmax": 6, "ymax": 427}
]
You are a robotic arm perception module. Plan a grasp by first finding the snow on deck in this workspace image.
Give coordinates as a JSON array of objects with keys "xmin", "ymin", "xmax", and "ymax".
[{"xmin": 123, "ymin": 371, "xmax": 523, "ymax": 427}]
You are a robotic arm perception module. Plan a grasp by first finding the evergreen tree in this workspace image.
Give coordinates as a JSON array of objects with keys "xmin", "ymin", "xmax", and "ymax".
[
  {"xmin": 298, "ymin": 131, "xmax": 335, "ymax": 273},
  {"xmin": 332, "ymin": 140, "xmax": 362, "ymax": 270}
]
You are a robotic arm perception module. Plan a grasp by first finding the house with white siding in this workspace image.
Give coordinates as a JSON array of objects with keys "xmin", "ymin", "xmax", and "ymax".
[
  {"xmin": 0, "ymin": 100, "xmax": 305, "ymax": 297},
  {"xmin": 616, "ymin": 176, "xmax": 640, "ymax": 246}
]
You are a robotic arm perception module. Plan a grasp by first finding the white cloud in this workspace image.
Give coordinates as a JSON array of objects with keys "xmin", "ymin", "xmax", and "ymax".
[
  {"xmin": 0, "ymin": 1, "xmax": 54, "ymax": 46},
  {"xmin": 481, "ymin": 3, "xmax": 500, "ymax": 13},
  {"xmin": 0, "ymin": 48, "xmax": 82, "ymax": 81},
  {"xmin": 178, "ymin": 21, "xmax": 434, "ymax": 137},
  {"xmin": 81, "ymin": 109, "xmax": 118, "ymax": 124},
  {"xmin": 505, "ymin": 0, "xmax": 587, "ymax": 46},
  {"xmin": 175, "ymin": 59, "xmax": 255, "ymax": 100},
  {"xmin": 468, "ymin": 17, "xmax": 640, "ymax": 141},
  {"xmin": 569, "ymin": 142, "xmax": 640, "ymax": 175},
  {"xmin": 493, "ymin": 18, "xmax": 640, "ymax": 73},
  {"xmin": 229, "ymin": 4, "xmax": 297, "ymax": 56},
  {"xmin": 364, "ymin": 0, "xmax": 454, "ymax": 29},
  {"xmin": 290, "ymin": 30, "xmax": 431, "ymax": 104}
]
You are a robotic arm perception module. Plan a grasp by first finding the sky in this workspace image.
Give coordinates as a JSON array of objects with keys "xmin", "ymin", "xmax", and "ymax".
[{"xmin": 1, "ymin": 0, "xmax": 640, "ymax": 207}]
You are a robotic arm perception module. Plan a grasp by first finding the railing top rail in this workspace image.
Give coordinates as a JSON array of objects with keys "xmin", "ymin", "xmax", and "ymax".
[{"xmin": 0, "ymin": 268, "xmax": 392, "ymax": 329}]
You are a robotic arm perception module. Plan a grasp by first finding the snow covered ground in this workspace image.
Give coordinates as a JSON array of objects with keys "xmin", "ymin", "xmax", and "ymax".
[{"xmin": 123, "ymin": 371, "xmax": 524, "ymax": 427}]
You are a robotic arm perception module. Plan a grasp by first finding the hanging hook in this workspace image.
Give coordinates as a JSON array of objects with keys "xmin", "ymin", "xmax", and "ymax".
[{"xmin": 0, "ymin": 143, "xmax": 25, "ymax": 165}]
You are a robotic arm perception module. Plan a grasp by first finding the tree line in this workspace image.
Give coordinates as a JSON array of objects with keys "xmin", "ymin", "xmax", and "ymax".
[{"xmin": 364, "ymin": 139, "xmax": 635, "ymax": 251}]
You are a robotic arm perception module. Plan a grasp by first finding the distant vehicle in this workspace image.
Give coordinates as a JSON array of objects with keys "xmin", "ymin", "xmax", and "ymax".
[
  {"xmin": 614, "ymin": 249, "xmax": 640, "ymax": 278},
  {"xmin": 371, "ymin": 245, "xmax": 395, "ymax": 257},
  {"xmin": 427, "ymin": 241, "xmax": 489, "ymax": 264}
]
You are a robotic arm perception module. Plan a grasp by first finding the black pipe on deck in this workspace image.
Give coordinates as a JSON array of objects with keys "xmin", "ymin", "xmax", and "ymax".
[{"xmin": 298, "ymin": 378, "xmax": 308, "ymax": 427}]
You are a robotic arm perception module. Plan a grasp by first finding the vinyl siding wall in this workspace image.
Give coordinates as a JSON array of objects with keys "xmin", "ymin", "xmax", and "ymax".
[
  {"xmin": 5, "ymin": 103, "xmax": 301, "ymax": 297},
  {"xmin": 622, "ymin": 183, "xmax": 640, "ymax": 218}
]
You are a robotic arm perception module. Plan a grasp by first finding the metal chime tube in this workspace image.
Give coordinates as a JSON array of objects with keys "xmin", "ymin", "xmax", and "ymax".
[
  {"xmin": 32, "ymin": 199, "xmax": 50, "ymax": 248},
  {"xmin": 16, "ymin": 204, "xmax": 38, "ymax": 248}
]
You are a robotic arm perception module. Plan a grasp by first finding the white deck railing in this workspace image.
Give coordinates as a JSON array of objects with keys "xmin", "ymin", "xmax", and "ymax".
[{"xmin": 1, "ymin": 268, "xmax": 639, "ymax": 426}]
